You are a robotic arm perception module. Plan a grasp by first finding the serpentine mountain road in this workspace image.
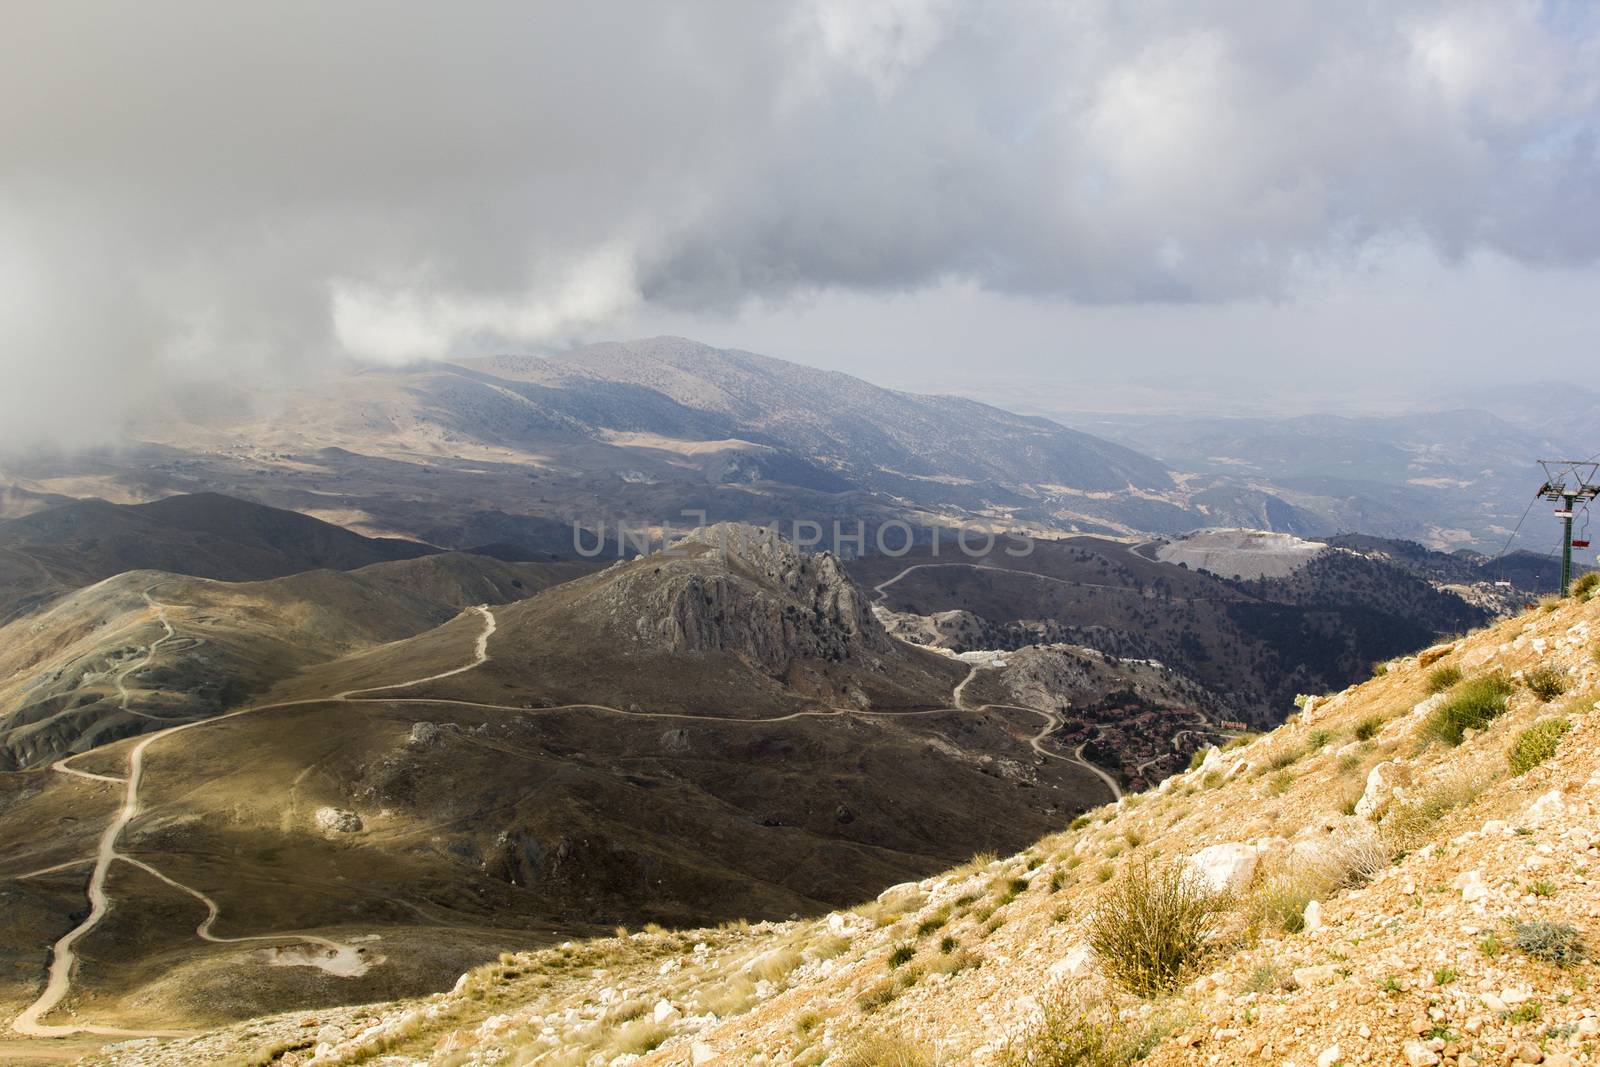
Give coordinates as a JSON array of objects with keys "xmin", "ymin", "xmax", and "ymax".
[{"xmin": 13, "ymin": 593, "xmax": 1117, "ymax": 1038}]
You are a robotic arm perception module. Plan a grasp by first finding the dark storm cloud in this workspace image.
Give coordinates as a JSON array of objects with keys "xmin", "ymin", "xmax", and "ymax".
[{"xmin": 2, "ymin": 0, "xmax": 1598, "ymax": 443}]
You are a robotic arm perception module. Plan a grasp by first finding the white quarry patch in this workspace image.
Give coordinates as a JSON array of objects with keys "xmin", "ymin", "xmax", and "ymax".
[
  {"xmin": 314, "ymin": 807, "xmax": 363, "ymax": 834},
  {"xmin": 253, "ymin": 942, "xmax": 379, "ymax": 977},
  {"xmin": 1156, "ymin": 528, "xmax": 1327, "ymax": 580}
]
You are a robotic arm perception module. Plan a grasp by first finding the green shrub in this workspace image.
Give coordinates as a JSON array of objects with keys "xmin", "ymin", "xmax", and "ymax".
[
  {"xmin": 1507, "ymin": 718, "xmax": 1571, "ymax": 776},
  {"xmin": 1512, "ymin": 921, "xmax": 1588, "ymax": 967},
  {"xmin": 1425, "ymin": 675, "xmax": 1513, "ymax": 745},
  {"xmin": 1266, "ymin": 747, "xmax": 1302, "ymax": 771},
  {"xmin": 1371, "ymin": 660, "xmax": 1390, "ymax": 677},
  {"xmin": 1088, "ymin": 859, "xmax": 1228, "ymax": 997},
  {"xmin": 1424, "ymin": 665, "xmax": 1462, "ymax": 694},
  {"xmin": 999, "ymin": 982, "xmax": 1153, "ymax": 1067},
  {"xmin": 1525, "ymin": 665, "xmax": 1568, "ymax": 702},
  {"xmin": 1187, "ymin": 748, "xmax": 1208, "ymax": 772},
  {"xmin": 1307, "ymin": 729, "xmax": 1332, "ymax": 749},
  {"xmin": 1353, "ymin": 715, "xmax": 1383, "ymax": 742},
  {"xmin": 886, "ymin": 943, "xmax": 915, "ymax": 970},
  {"xmin": 1572, "ymin": 571, "xmax": 1599, "ymax": 601}
]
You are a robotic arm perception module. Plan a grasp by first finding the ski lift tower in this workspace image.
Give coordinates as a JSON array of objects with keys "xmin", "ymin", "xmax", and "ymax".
[{"xmin": 1536, "ymin": 460, "xmax": 1600, "ymax": 596}]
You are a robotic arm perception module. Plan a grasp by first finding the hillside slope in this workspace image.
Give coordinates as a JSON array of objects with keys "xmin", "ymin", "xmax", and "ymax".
[
  {"xmin": 852, "ymin": 534, "xmax": 1490, "ymax": 725},
  {"xmin": 0, "ymin": 493, "xmax": 437, "ymax": 622},
  {"xmin": 0, "ymin": 554, "xmax": 594, "ymax": 769},
  {"xmin": 111, "ymin": 588, "xmax": 1600, "ymax": 1066}
]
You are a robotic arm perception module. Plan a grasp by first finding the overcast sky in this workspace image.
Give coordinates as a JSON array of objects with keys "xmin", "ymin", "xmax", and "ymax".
[{"xmin": 3, "ymin": 1, "xmax": 1599, "ymax": 445}]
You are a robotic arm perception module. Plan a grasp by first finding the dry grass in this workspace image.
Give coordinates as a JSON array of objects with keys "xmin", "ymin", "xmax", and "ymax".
[
  {"xmin": 609, "ymin": 1018, "xmax": 670, "ymax": 1056},
  {"xmin": 697, "ymin": 973, "xmax": 757, "ymax": 1017},
  {"xmin": 1382, "ymin": 764, "xmax": 1490, "ymax": 852},
  {"xmin": 999, "ymin": 981, "xmax": 1156, "ymax": 1067},
  {"xmin": 1088, "ymin": 858, "xmax": 1229, "ymax": 996},
  {"xmin": 836, "ymin": 1033, "xmax": 936, "ymax": 1067}
]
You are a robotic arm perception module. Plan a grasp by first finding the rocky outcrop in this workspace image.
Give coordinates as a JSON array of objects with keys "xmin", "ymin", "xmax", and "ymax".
[
  {"xmin": 1354, "ymin": 760, "xmax": 1413, "ymax": 819},
  {"xmin": 603, "ymin": 523, "xmax": 892, "ymax": 676}
]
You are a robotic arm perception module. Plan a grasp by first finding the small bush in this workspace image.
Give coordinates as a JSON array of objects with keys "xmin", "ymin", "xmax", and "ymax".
[
  {"xmin": 1265, "ymin": 747, "xmax": 1302, "ymax": 771},
  {"xmin": 999, "ymin": 982, "xmax": 1151, "ymax": 1067},
  {"xmin": 1425, "ymin": 665, "xmax": 1463, "ymax": 694},
  {"xmin": 1508, "ymin": 718, "xmax": 1571, "ymax": 776},
  {"xmin": 1187, "ymin": 749, "xmax": 1207, "ymax": 772},
  {"xmin": 1088, "ymin": 859, "xmax": 1228, "ymax": 997},
  {"xmin": 1572, "ymin": 571, "xmax": 1599, "ymax": 601},
  {"xmin": 1525, "ymin": 665, "xmax": 1568, "ymax": 702},
  {"xmin": 856, "ymin": 980, "xmax": 898, "ymax": 1012},
  {"xmin": 1250, "ymin": 871, "xmax": 1317, "ymax": 935},
  {"xmin": 915, "ymin": 909, "xmax": 950, "ymax": 936},
  {"xmin": 1353, "ymin": 715, "xmax": 1383, "ymax": 741},
  {"xmin": 1512, "ymin": 921, "xmax": 1587, "ymax": 966},
  {"xmin": 1425, "ymin": 675, "xmax": 1513, "ymax": 745},
  {"xmin": 929, "ymin": 947, "xmax": 981, "ymax": 976},
  {"xmin": 835, "ymin": 1033, "xmax": 935, "ymax": 1067},
  {"xmin": 1371, "ymin": 660, "xmax": 1390, "ymax": 677},
  {"xmin": 886, "ymin": 943, "xmax": 915, "ymax": 970},
  {"xmin": 939, "ymin": 934, "xmax": 958, "ymax": 954},
  {"xmin": 1307, "ymin": 729, "xmax": 1332, "ymax": 749}
]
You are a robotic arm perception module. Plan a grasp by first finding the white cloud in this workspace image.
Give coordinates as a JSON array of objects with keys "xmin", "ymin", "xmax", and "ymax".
[{"xmin": 1, "ymin": 0, "xmax": 1599, "ymax": 445}]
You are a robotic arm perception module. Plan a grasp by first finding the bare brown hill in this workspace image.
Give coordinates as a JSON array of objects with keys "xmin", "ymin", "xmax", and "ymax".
[{"xmin": 0, "ymin": 492, "xmax": 438, "ymax": 622}]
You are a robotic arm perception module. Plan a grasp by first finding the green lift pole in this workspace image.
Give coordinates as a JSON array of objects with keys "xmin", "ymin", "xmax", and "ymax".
[
  {"xmin": 1537, "ymin": 461, "xmax": 1600, "ymax": 599},
  {"xmin": 1561, "ymin": 492, "xmax": 1575, "ymax": 597}
]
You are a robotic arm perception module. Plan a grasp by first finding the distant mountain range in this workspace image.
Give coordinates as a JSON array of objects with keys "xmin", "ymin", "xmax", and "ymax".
[{"xmin": 0, "ymin": 337, "xmax": 1366, "ymax": 553}]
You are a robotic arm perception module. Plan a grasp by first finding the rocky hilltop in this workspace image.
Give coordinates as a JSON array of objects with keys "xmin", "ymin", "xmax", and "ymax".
[
  {"xmin": 632, "ymin": 523, "xmax": 889, "ymax": 672},
  {"xmin": 89, "ymin": 578, "xmax": 1600, "ymax": 1065}
]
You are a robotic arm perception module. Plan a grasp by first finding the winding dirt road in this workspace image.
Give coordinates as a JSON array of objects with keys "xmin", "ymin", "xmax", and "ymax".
[
  {"xmin": 870, "ymin": 560, "xmax": 1194, "ymax": 605},
  {"xmin": 12, "ymin": 604, "xmax": 497, "ymax": 1038},
  {"xmin": 12, "ymin": 598, "xmax": 1118, "ymax": 1039}
]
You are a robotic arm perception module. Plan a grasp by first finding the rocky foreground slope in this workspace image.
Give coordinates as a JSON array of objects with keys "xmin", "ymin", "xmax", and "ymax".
[{"xmin": 86, "ymin": 589, "xmax": 1600, "ymax": 1067}]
